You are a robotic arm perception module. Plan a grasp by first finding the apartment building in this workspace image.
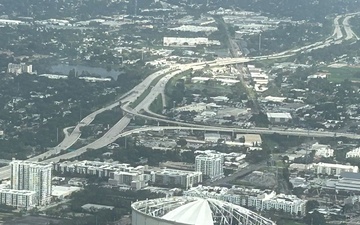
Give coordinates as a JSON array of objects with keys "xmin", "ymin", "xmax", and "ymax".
[
  {"xmin": 10, "ymin": 160, "xmax": 52, "ymax": 206},
  {"xmin": 54, "ymin": 160, "xmax": 203, "ymax": 190},
  {"xmin": 0, "ymin": 189, "xmax": 36, "ymax": 209},
  {"xmin": 346, "ymin": 147, "xmax": 360, "ymax": 158},
  {"xmin": 195, "ymin": 153, "xmax": 223, "ymax": 181},
  {"xmin": 184, "ymin": 186, "xmax": 307, "ymax": 216},
  {"xmin": 150, "ymin": 168, "xmax": 202, "ymax": 189},
  {"xmin": 7, "ymin": 63, "xmax": 32, "ymax": 75}
]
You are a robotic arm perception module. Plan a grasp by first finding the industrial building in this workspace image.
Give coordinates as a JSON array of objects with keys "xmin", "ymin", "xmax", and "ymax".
[
  {"xmin": 131, "ymin": 196, "xmax": 276, "ymax": 225},
  {"xmin": 266, "ymin": 112, "xmax": 292, "ymax": 123},
  {"xmin": 163, "ymin": 37, "xmax": 220, "ymax": 47},
  {"xmin": 324, "ymin": 172, "xmax": 360, "ymax": 193}
]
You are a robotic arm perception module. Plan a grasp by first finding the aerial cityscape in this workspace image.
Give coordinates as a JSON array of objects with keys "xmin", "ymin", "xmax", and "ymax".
[{"xmin": 1, "ymin": 0, "xmax": 360, "ymax": 224}]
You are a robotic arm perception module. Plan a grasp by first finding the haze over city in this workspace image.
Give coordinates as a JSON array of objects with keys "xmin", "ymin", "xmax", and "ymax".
[{"xmin": 0, "ymin": 0, "xmax": 360, "ymax": 225}]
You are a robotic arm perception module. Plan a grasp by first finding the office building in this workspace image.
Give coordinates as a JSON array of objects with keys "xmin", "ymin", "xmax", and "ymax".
[
  {"xmin": 195, "ymin": 153, "xmax": 223, "ymax": 181},
  {"xmin": 0, "ymin": 189, "xmax": 36, "ymax": 209},
  {"xmin": 10, "ymin": 160, "xmax": 52, "ymax": 206}
]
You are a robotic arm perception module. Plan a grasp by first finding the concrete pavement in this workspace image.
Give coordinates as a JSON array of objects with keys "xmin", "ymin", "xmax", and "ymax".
[{"xmin": 1, "ymin": 12, "xmax": 358, "ymax": 181}]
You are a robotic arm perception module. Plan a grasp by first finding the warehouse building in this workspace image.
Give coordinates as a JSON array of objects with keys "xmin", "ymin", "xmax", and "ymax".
[{"xmin": 266, "ymin": 112, "xmax": 292, "ymax": 123}]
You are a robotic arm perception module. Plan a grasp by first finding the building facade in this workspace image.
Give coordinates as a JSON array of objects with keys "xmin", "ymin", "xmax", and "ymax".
[
  {"xmin": 266, "ymin": 112, "xmax": 292, "ymax": 123},
  {"xmin": 195, "ymin": 153, "xmax": 223, "ymax": 181},
  {"xmin": 346, "ymin": 147, "xmax": 360, "ymax": 158},
  {"xmin": 10, "ymin": 160, "xmax": 52, "ymax": 206},
  {"xmin": 313, "ymin": 162, "xmax": 359, "ymax": 175},
  {"xmin": 7, "ymin": 63, "xmax": 32, "ymax": 75},
  {"xmin": 184, "ymin": 186, "xmax": 307, "ymax": 216},
  {"xmin": 0, "ymin": 189, "xmax": 36, "ymax": 209},
  {"xmin": 109, "ymin": 171, "xmax": 145, "ymax": 190},
  {"xmin": 150, "ymin": 169, "xmax": 202, "ymax": 189}
]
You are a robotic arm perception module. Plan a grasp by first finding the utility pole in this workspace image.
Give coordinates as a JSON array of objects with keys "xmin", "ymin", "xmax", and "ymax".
[
  {"xmin": 134, "ymin": 0, "xmax": 138, "ymax": 16},
  {"xmin": 258, "ymin": 32, "xmax": 262, "ymax": 54}
]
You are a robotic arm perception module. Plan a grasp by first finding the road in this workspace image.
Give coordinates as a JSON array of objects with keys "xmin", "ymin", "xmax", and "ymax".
[
  {"xmin": 1, "ymin": 12, "xmax": 358, "ymax": 180},
  {"xmin": 208, "ymin": 161, "xmax": 267, "ymax": 186},
  {"xmin": 332, "ymin": 15, "xmax": 343, "ymax": 40},
  {"xmin": 343, "ymin": 13, "xmax": 360, "ymax": 40}
]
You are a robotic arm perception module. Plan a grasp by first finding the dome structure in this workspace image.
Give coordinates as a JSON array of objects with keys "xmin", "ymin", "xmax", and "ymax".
[{"xmin": 131, "ymin": 196, "xmax": 276, "ymax": 225}]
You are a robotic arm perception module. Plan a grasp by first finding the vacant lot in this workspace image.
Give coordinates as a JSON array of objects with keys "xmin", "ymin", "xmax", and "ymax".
[
  {"xmin": 322, "ymin": 66, "xmax": 360, "ymax": 82},
  {"xmin": 4, "ymin": 216, "xmax": 62, "ymax": 225}
]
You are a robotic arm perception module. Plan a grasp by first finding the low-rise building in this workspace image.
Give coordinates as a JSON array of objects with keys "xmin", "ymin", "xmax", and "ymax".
[
  {"xmin": 54, "ymin": 160, "xmax": 146, "ymax": 178},
  {"xmin": 7, "ymin": 63, "xmax": 32, "ymax": 75},
  {"xmin": 346, "ymin": 147, "xmax": 360, "ymax": 158},
  {"xmin": 266, "ymin": 112, "xmax": 292, "ymax": 123},
  {"xmin": 109, "ymin": 171, "xmax": 145, "ymax": 190},
  {"xmin": 313, "ymin": 162, "xmax": 359, "ymax": 175},
  {"xmin": 334, "ymin": 172, "xmax": 360, "ymax": 192},
  {"xmin": 204, "ymin": 133, "xmax": 221, "ymax": 143},
  {"xmin": 82, "ymin": 204, "xmax": 114, "ymax": 212},
  {"xmin": 54, "ymin": 160, "xmax": 148, "ymax": 189},
  {"xmin": 51, "ymin": 186, "xmax": 82, "ymax": 199},
  {"xmin": 0, "ymin": 189, "xmax": 36, "ymax": 209},
  {"xmin": 184, "ymin": 186, "xmax": 307, "ymax": 216},
  {"xmin": 312, "ymin": 142, "xmax": 334, "ymax": 158},
  {"xmin": 163, "ymin": 37, "xmax": 220, "ymax": 47},
  {"xmin": 150, "ymin": 168, "xmax": 202, "ymax": 189},
  {"xmin": 55, "ymin": 160, "xmax": 201, "ymax": 190}
]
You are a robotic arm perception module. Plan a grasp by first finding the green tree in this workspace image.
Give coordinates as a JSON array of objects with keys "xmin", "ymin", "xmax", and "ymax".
[
  {"xmin": 303, "ymin": 211, "xmax": 326, "ymax": 225},
  {"xmin": 306, "ymin": 200, "xmax": 319, "ymax": 213},
  {"xmin": 176, "ymin": 138, "xmax": 188, "ymax": 147}
]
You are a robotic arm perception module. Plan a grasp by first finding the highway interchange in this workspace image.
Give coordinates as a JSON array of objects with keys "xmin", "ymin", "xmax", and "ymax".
[{"xmin": 0, "ymin": 13, "xmax": 359, "ymax": 180}]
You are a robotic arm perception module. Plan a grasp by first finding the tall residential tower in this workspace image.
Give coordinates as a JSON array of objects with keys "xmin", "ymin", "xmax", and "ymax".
[
  {"xmin": 195, "ymin": 153, "xmax": 224, "ymax": 181},
  {"xmin": 10, "ymin": 160, "xmax": 52, "ymax": 206}
]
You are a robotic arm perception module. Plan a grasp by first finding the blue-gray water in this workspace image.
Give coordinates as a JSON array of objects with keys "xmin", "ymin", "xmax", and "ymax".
[{"xmin": 50, "ymin": 64, "xmax": 123, "ymax": 79}]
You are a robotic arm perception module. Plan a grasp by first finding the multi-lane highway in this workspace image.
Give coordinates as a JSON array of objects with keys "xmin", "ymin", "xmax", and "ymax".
[
  {"xmin": 1, "ymin": 12, "xmax": 359, "ymax": 180},
  {"xmin": 343, "ymin": 13, "xmax": 360, "ymax": 40}
]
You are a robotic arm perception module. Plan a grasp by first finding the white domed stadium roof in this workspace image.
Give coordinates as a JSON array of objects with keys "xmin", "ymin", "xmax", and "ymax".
[
  {"xmin": 131, "ymin": 196, "xmax": 276, "ymax": 225},
  {"xmin": 162, "ymin": 198, "xmax": 214, "ymax": 225}
]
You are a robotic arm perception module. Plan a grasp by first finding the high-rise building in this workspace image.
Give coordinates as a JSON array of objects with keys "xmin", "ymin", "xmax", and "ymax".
[
  {"xmin": 195, "ymin": 153, "xmax": 223, "ymax": 181},
  {"xmin": 10, "ymin": 160, "xmax": 52, "ymax": 206}
]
